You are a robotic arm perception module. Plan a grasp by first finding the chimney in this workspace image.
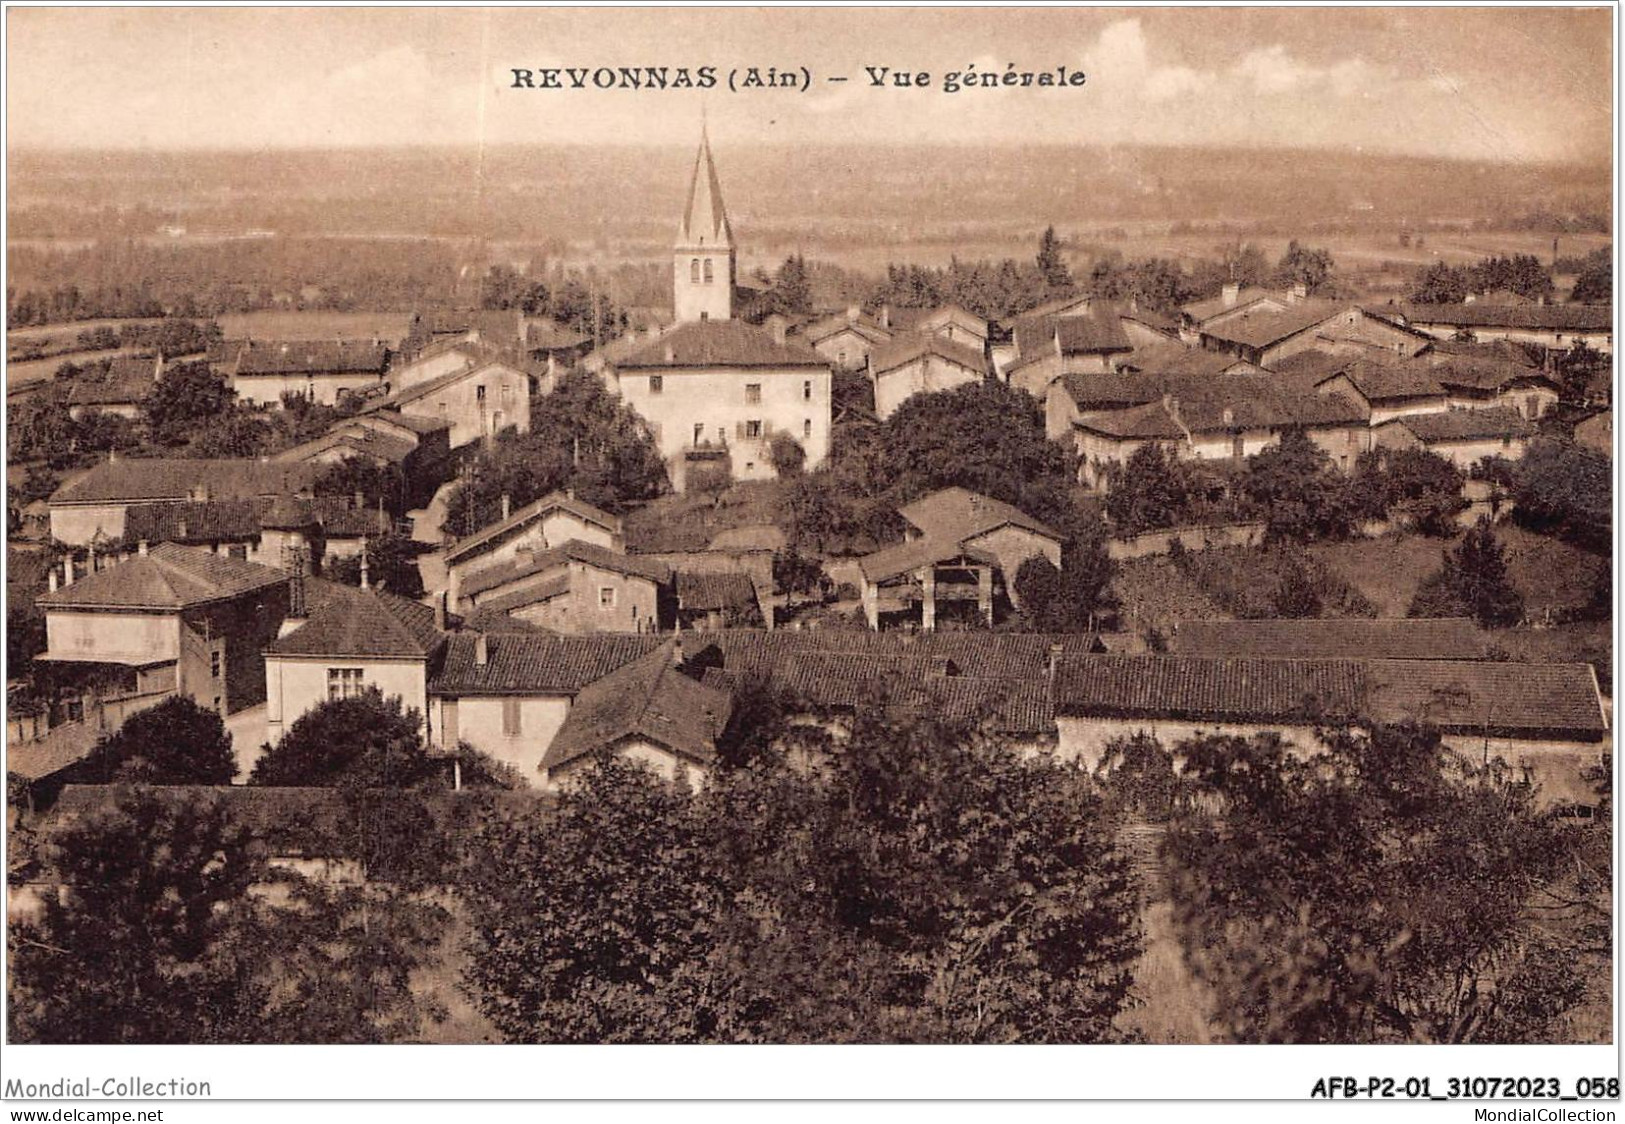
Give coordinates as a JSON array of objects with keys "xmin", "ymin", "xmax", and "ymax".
[
  {"xmin": 474, "ymin": 632, "xmax": 489, "ymax": 666},
  {"xmin": 846, "ymin": 304, "xmax": 861, "ymax": 324},
  {"xmin": 500, "ymin": 493, "xmax": 511, "ymax": 520},
  {"xmin": 62, "ymin": 558, "xmax": 74, "ymax": 587},
  {"xmin": 48, "ymin": 569, "xmax": 57, "ymax": 593},
  {"xmin": 433, "ymin": 591, "xmax": 447, "ymax": 631},
  {"xmin": 178, "ymin": 518, "xmax": 189, "ymax": 539},
  {"xmin": 107, "ymin": 449, "xmax": 118, "ymax": 464},
  {"xmin": 770, "ymin": 319, "xmax": 786, "ymax": 346},
  {"xmin": 880, "ymin": 304, "xmax": 893, "ymax": 329},
  {"xmin": 1221, "ymin": 282, "xmax": 1240, "ymax": 308},
  {"xmin": 359, "ymin": 546, "xmax": 370, "ymax": 591}
]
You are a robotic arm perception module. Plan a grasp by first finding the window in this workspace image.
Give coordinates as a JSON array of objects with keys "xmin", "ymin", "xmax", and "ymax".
[
  {"xmin": 210, "ymin": 651, "xmax": 223, "ymax": 679},
  {"xmin": 694, "ymin": 422, "xmax": 705, "ymax": 446},
  {"xmin": 718, "ymin": 426, "xmax": 726, "ymax": 444},
  {"xmin": 502, "ymin": 698, "xmax": 522, "ymax": 738},
  {"xmin": 803, "ymin": 380, "xmax": 812, "ymax": 400},
  {"xmin": 649, "ymin": 375, "xmax": 664, "ymax": 395},
  {"xmin": 599, "ymin": 587, "xmax": 617, "ymax": 609},
  {"xmin": 703, "ymin": 258, "xmax": 714, "ymax": 283},
  {"xmin": 1232, "ymin": 434, "xmax": 1244, "ymax": 459},
  {"xmin": 476, "ymin": 384, "xmax": 486, "ymax": 405},
  {"xmin": 745, "ymin": 382, "xmax": 762, "ymax": 404},
  {"xmin": 804, "ymin": 418, "xmax": 813, "ymax": 438},
  {"xmin": 838, "ymin": 351, "xmax": 847, "ymax": 366},
  {"xmin": 745, "ymin": 419, "xmax": 763, "ymax": 438},
  {"xmin": 438, "ymin": 401, "xmax": 448, "ymax": 416},
  {"xmin": 691, "ymin": 258, "xmax": 700, "ymax": 282},
  {"xmin": 745, "ymin": 462, "xmax": 755, "ymax": 473},
  {"xmin": 501, "ymin": 383, "xmax": 512, "ymax": 407},
  {"xmin": 327, "ymin": 667, "xmax": 364, "ymax": 700},
  {"xmin": 227, "ymin": 543, "xmax": 248, "ymax": 561}
]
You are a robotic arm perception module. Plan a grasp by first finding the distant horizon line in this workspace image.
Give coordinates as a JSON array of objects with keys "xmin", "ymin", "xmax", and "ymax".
[{"xmin": 4, "ymin": 139, "xmax": 1609, "ymax": 170}]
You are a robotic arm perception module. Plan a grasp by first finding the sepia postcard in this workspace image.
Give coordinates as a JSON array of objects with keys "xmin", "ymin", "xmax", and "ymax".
[{"xmin": 1, "ymin": 4, "xmax": 1616, "ymax": 1116}]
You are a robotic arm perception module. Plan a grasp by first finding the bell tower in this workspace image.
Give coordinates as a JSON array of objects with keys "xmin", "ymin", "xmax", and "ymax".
[{"xmin": 674, "ymin": 124, "xmax": 735, "ymax": 323}]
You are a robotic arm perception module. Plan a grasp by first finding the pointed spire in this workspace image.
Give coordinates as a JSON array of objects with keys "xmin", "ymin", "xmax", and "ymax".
[{"xmin": 679, "ymin": 124, "xmax": 733, "ymax": 248}]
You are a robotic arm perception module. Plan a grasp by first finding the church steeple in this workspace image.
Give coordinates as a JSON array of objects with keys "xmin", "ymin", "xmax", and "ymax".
[{"xmin": 674, "ymin": 124, "xmax": 736, "ymax": 322}]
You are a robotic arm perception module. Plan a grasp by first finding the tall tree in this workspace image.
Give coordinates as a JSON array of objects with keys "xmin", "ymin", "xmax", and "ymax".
[
  {"xmin": 1408, "ymin": 517, "xmax": 1525, "ymax": 628},
  {"xmin": 145, "ymin": 360, "xmax": 236, "ymax": 447},
  {"xmin": 250, "ymin": 690, "xmax": 437, "ymax": 789},
  {"xmin": 1036, "ymin": 226, "xmax": 1072, "ymax": 292},
  {"xmin": 1242, "ymin": 429, "xmax": 1359, "ymax": 542},
  {"xmin": 90, "ymin": 696, "xmax": 237, "ymax": 785},
  {"xmin": 1273, "ymin": 241, "xmax": 1335, "ymax": 295}
]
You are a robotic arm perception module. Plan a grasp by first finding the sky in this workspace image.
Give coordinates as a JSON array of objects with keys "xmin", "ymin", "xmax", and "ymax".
[{"xmin": 5, "ymin": 6, "xmax": 1613, "ymax": 162}]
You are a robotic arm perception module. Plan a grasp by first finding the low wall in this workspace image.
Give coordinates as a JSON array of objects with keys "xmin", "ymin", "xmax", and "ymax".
[{"xmin": 1108, "ymin": 522, "xmax": 1266, "ymax": 562}]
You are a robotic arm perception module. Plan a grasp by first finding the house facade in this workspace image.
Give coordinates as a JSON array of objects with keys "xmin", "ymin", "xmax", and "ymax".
[
  {"xmin": 222, "ymin": 340, "xmax": 392, "ymax": 407},
  {"xmin": 443, "ymin": 490, "xmax": 624, "ymax": 604},
  {"xmin": 48, "ymin": 458, "xmax": 321, "ymax": 547},
  {"xmin": 868, "ymin": 333, "xmax": 987, "ymax": 419}
]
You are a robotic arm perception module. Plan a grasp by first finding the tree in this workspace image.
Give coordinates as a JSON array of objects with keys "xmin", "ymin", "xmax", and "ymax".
[
  {"xmin": 1512, "ymin": 437, "xmax": 1611, "ymax": 548},
  {"xmin": 772, "ymin": 546, "xmax": 829, "ymax": 599},
  {"xmin": 186, "ymin": 409, "xmax": 273, "ymax": 459},
  {"xmin": 1357, "ymin": 447, "xmax": 1467, "ymax": 536},
  {"xmin": 1410, "ymin": 261, "xmax": 1469, "ymax": 305},
  {"xmin": 91, "ymin": 696, "xmax": 237, "ymax": 785},
  {"xmin": 1103, "ymin": 444, "xmax": 1195, "ymax": 535},
  {"xmin": 1012, "ymin": 533, "xmax": 1115, "ymax": 633},
  {"xmin": 764, "ymin": 254, "xmax": 813, "ymax": 318},
  {"xmin": 1570, "ymin": 257, "xmax": 1611, "ymax": 305},
  {"xmin": 314, "ymin": 456, "xmax": 406, "ymax": 516},
  {"xmin": 460, "ymin": 710, "xmax": 1142, "ymax": 1043},
  {"xmin": 1242, "ymin": 430, "xmax": 1359, "ymax": 542},
  {"xmin": 767, "ymin": 432, "xmax": 806, "ymax": 478},
  {"xmin": 145, "ymin": 361, "xmax": 236, "ymax": 446},
  {"xmin": 71, "ymin": 408, "xmax": 140, "ymax": 455},
  {"xmin": 325, "ymin": 534, "xmax": 425, "ymax": 599},
  {"xmin": 8, "ymin": 788, "xmax": 447, "ymax": 1044},
  {"xmin": 1036, "ymin": 226, "xmax": 1072, "ymax": 292},
  {"xmin": 1166, "ymin": 724, "xmax": 1583, "ymax": 1043},
  {"xmin": 10, "ymin": 398, "xmax": 79, "ymax": 467},
  {"xmin": 250, "ymin": 690, "xmax": 437, "ymax": 788},
  {"xmin": 1408, "ymin": 517, "xmax": 1524, "ymax": 628},
  {"xmin": 1273, "ymin": 241, "xmax": 1335, "ymax": 295}
]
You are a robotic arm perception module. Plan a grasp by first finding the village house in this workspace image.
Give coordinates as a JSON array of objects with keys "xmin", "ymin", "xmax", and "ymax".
[
  {"xmin": 1429, "ymin": 360, "xmax": 1563, "ymax": 420},
  {"xmin": 1178, "ymin": 283, "xmax": 1293, "ymax": 342},
  {"xmin": 1371, "ymin": 406, "xmax": 1536, "ymax": 467},
  {"xmin": 855, "ymin": 488, "xmax": 1063, "ymax": 631},
  {"xmin": 367, "ymin": 355, "xmax": 532, "ymax": 451},
  {"xmin": 36, "ymin": 542, "xmax": 292, "ymax": 717},
  {"xmin": 443, "ymin": 490, "xmax": 624, "ymax": 605},
  {"xmin": 119, "ymin": 493, "xmax": 390, "ymax": 571},
  {"xmin": 456, "ymin": 539, "xmax": 670, "ymax": 634},
  {"xmin": 262, "ymin": 576, "xmax": 448, "ymax": 745},
  {"xmin": 1391, "ymin": 302, "xmax": 1613, "ymax": 355},
  {"xmin": 800, "ymin": 307, "xmax": 894, "ymax": 371},
  {"xmin": 219, "ymin": 340, "xmax": 392, "ymax": 407},
  {"xmin": 525, "ymin": 320, "xmax": 593, "ymax": 380},
  {"xmin": 1049, "ymin": 373, "xmax": 1367, "ymax": 487},
  {"xmin": 270, "ymin": 410, "xmax": 454, "ymax": 513},
  {"xmin": 674, "ymin": 570, "xmax": 762, "ymax": 631},
  {"xmin": 1002, "ymin": 311, "xmax": 1135, "ymax": 397},
  {"xmin": 47, "ymin": 458, "xmax": 322, "ymax": 546},
  {"xmin": 1310, "ymin": 359, "xmax": 1450, "ymax": 425},
  {"xmin": 1200, "ymin": 300, "xmax": 1430, "ymax": 368},
  {"xmin": 868, "ymin": 332, "xmax": 988, "ymax": 419},
  {"xmin": 64, "ymin": 354, "xmax": 163, "ymax": 421}
]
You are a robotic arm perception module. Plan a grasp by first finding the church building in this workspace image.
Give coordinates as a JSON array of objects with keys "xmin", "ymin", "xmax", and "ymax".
[{"xmin": 609, "ymin": 129, "xmax": 832, "ymax": 491}]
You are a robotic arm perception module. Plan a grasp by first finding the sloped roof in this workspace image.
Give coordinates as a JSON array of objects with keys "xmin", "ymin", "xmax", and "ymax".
[
  {"xmin": 708, "ymin": 524, "xmax": 787, "ymax": 553},
  {"xmin": 431, "ymin": 632, "xmax": 664, "ymax": 695},
  {"xmin": 1055, "ymin": 313, "xmax": 1135, "ymax": 355},
  {"xmin": 679, "ymin": 130, "xmax": 734, "ymax": 247},
  {"xmin": 1428, "ymin": 360, "xmax": 1561, "ymax": 394},
  {"xmin": 544, "ymin": 643, "xmax": 732, "ymax": 771},
  {"xmin": 675, "ymin": 570, "xmax": 757, "ymax": 612},
  {"xmin": 475, "ymin": 574, "xmax": 572, "ymax": 615},
  {"xmin": 267, "ymin": 579, "xmax": 444, "ymax": 659},
  {"xmin": 1073, "ymin": 400, "xmax": 1183, "ymax": 440},
  {"xmin": 774, "ymin": 652, "xmax": 1053, "ymax": 734},
  {"xmin": 1365, "ymin": 659, "xmax": 1605, "ymax": 736},
  {"xmin": 801, "ymin": 313, "xmax": 893, "ymax": 347},
  {"xmin": 50, "ymin": 459, "xmax": 321, "ymax": 506},
  {"xmin": 869, "ymin": 332, "xmax": 987, "ymax": 377},
  {"xmin": 526, "ymin": 321, "xmax": 592, "ymax": 352},
  {"xmin": 120, "ymin": 495, "xmax": 388, "ymax": 546},
  {"xmin": 1200, "ymin": 301, "xmax": 1354, "ymax": 350},
  {"xmin": 65, "ymin": 356, "xmax": 159, "ymax": 407},
  {"xmin": 461, "ymin": 538, "xmax": 670, "ymax": 601},
  {"xmin": 272, "ymin": 426, "xmax": 418, "ymax": 467},
  {"xmin": 229, "ymin": 340, "xmax": 390, "ymax": 376},
  {"xmin": 1397, "ymin": 303, "xmax": 1613, "ymax": 332},
  {"xmin": 1170, "ymin": 618, "xmax": 1488, "ymax": 661},
  {"xmin": 613, "ymin": 320, "xmax": 827, "ymax": 369},
  {"xmin": 692, "ymin": 629, "xmax": 1103, "ymax": 685},
  {"xmin": 1054, "ymin": 654, "xmax": 1366, "ymax": 723},
  {"xmin": 1180, "ymin": 287, "xmax": 1283, "ymax": 325},
  {"xmin": 1387, "ymin": 406, "xmax": 1534, "ymax": 444},
  {"xmin": 6, "ymin": 720, "xmax": 104, "ymax": 781},
  {"xmin": 857, "ymin": 539, "xmax": 998, "ymax": 584},
  {"xmin": 1316, "ymin": 360, "xmax": 1445, "ymax": 403},
  {"xmin": 1067, "ymin": 375, "xmax": 1362, "ymax": 436},
  {"xmin": 375, "ymin": 357, "xmax": 529, "ymax": 411},
  {"xmin": 1118, "ymin": 341, "xmax": 1263, "ymax": 378},
  {"xmin": 37, "ymin": 542, "xmax": 288, "ymax": 611},
  {"xmin": 898, "ymin": 487, "xmax": 1060, "ymax": 544},
  {"xmin": 444, "ymin": 491, "xmax": 624, "ymax": 566}
]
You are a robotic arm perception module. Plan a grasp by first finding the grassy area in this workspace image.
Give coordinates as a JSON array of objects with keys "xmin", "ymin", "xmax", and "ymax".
[
  {"xmin": 623, "ymin": 480, "xmax": 790, "ymax": 553},
  {"xmin": 1307, "ymin": 533, "xmax": 1448, "ymax": 618}
]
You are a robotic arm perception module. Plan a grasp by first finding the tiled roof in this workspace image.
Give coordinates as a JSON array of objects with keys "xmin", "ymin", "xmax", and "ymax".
[
  {"xmin": 1056, "ymin": 373, "xmax": 1173, "ymax": 412},
  {"xmin": 267, "ymin": 579, "xmax": 444, "ymax": 659},
  {"xmin": 1180, "ymin": 287, "xmax": 1283, "ymax": 325},
  {"xmin": 460, "ymin": 539, "xmax": 667, "ymax": 601},
  {"xmin": 6, "ymin": 721, "xmax": 104, "ymax": 781},
  {"xmin": 1200, "ymin": 301, "xmax": 1354, "ymax": 350},
  {"xmin": 431, "ymin": 632, "xmax": 664, "ymax": 695},
  {"xmin": 898, "ymin": 487, "xmax": 1060, "ymax": 544},
  {"xmin": 543, "ymin": 643, "xmax": 732, "ymax": 771},
  {"xmin": 1397, "ymin": 303, "xmax": 1613, "ymax": 332},
  {"xmin": 676, "ymin": 571, "xmax": 757, "ymax": 612},
  {"xmin": 120, "ymin": 495, "xmax": 388, "ymax": 546},
  {"xmin": 273, "ymin": 425, "xmax": 418, "ymax": 466},
  {"xmin": 50, "ymin": 459, "xmax": 320, "ymax": 506},
  {"xmin": 421, "ymin": 309, "xmax": 525, "ymax": 342},
  {"xmin": 444, "ymin": 490, "xmax": 623, "ymax": 566},
  {"xmin": 65, "ymin": 356, "xmax": 160, "ymax": 407},
  {"xmin": 613, "ymin": 320, "xmax": 827, "ymax": 369},
  {"xmin": 368, "ymin": 409, "xmax": 451, "ymax": 436},
  {"xmin": 1427, "ymin": 360, "xmax": 1559, "ymax": 394},
  {"xmin": 1118, "ymin": 342, "xmax": 1262, "ymax": 378},
  {"xmin": 1054, "ymin": 654, "xmax": 1366, "ymax": 724},
  {"xmin": 376, "ymin": 357, "xmax": 528, "ymax": 411},
  {"xmin": 1316, "ymin": 360, "xmax": 1445, "ymax": 403},
  {"xmin": 869, "ymin": 332, "xmax": 987, "ymax": 377},
  {"xmin": 775, "ymin": 652, "xmax": 1053, "ymax": 734},
  {"xmin": 1068, "ymin": 376, "xmax": 1363, "ymax": 436},
  {"xmin": 801, "ymin": 313, "xmax": 893, "ymax": 347},
  {"xmin": 1170, "ymin": 618, "xmax": 1488, "ymax": 661},
  {"xmin": 1055, "ymin": 313, "xmax": 1134, "ymax": 355},
  {"xmin": 692, "ymin": 629, "xmax": 1102, "ymax": 685},
  {"xmin": 1365, "ymin": 659, "xmax": 1605, "ymax": 737},
  {"xmin": 1073, "ymin": 400, "xmax": 1182, "ymax": 440},
  {"xmin": 229, "ymin": 340, "xmax": 390, "ymax": 376},
  {"xmin": 857, "ymin": 537, "xmax": 999, "ymax": 584},
  {"xmin": 37, "ymin": 542, "xmax": 288, "ymax": 611},
  {"xmin": 1387, "ymin": 406, "xmax": 1534, "ymax": 444},
  {"xmin": 476, "ymin": 574, "xmax": 572, "ymax": 615}
]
